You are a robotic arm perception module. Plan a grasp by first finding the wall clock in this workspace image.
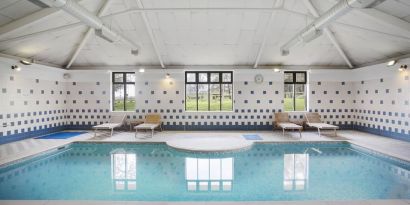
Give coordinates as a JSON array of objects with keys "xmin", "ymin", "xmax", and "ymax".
[{"xmin": 254, "ymin": 74, "xmax": 264, "ymax": 84}]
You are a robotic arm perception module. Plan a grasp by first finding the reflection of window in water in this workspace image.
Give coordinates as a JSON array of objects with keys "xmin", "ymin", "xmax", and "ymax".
[
  {"xmin": 185, "ymin": 158, "xmax": 233, "ymax": 192},
  {"xmin": 111, "ymin": 153, "xmax": 137, "ymax": 191},
  {"xmin": 284, "ymin": 154, "xmax": 309, "ymax": 191}
]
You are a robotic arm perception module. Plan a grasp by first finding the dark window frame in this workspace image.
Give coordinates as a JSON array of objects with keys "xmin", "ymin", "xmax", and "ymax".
[
  {"xmin": 185, "ymin": 71, "xmax": 233, "ymax": 111},
  {"xmin": 112, "ymin": 72, "xmax": 135, "ymax": 111},
  {"xmin": 284, "ymin": 71, "xmax": 307, "ymax": 111}
]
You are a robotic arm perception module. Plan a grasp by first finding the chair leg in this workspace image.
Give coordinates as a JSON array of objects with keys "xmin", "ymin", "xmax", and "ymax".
[
  {"xmin": 111, "ymin": 128, "xmax": 113, "ymax": 137},
  {"xmin": 282, "ymin": 128, "xmax": 285, "ymax": 137},
  {"xmin": 135, "ymin": 129, "xmax": 137, "ymax": 138},
  {"xmin": 299, "ymin": 129, "xmax": 302, "ymax": 138},
  {"xmin": 317, "ymin": 128, "xmax": 321, "ymax": 137},
  {"xmin": 334, "ymin": 129, "xmax": 337, "ymax": 137},
  {"xmin": 151, "ymin": 129, "xmax": 154, "ymax": 137}
]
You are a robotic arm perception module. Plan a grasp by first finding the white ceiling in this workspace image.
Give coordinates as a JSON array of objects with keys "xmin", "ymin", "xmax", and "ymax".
[{"xmin": 0, "ymin": 0, "xmax": 410, "ymax": 68}]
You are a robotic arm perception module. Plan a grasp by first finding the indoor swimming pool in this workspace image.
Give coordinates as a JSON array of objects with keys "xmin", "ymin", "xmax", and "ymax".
[{"xmin": 0, "ymin": 142, "xmax": 409, "ymax": 201}]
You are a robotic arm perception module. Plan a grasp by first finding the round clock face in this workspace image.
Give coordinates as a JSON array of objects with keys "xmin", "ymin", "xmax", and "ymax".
[{"xmin": 255, "ymin": 74, "xmax": 263, "ymax": 84}]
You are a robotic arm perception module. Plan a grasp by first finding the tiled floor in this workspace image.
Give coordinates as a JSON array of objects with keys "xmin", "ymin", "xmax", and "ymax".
[{"xmin": 1, "ymin": 129, "xmax": 410, "ymax": 205}]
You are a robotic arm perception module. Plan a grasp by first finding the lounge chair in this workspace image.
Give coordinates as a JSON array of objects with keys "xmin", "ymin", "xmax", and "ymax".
[
  {"xmin": 274, "ymin": 113, "xmax": 302, "ymax": 138},
  {"xmin": 92, "ymin": 114, "xmax": 127, "ymax": 137},
  {"xmin": 135, "ymin": 114, "xmax": 162, "ymax": 138},
  {"xmin": 304, "ymin": 113, "xmax": 338, "ymax": 137}
]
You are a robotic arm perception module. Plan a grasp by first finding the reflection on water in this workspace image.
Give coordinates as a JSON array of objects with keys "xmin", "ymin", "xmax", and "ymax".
[
  {"xmin": 283, "ymin": 154, "xmax": 309, "ymax": 191},
  {"xmin": 111, "ymin": 152, "xmax": 137, "ymax": 191},
  {"xmin": 185, "ymin": 158, "xmax": 233, "ymax": 191},
  {"xmin": 1, "ymin": 143, "xmax": 410, "ymax": 201}
]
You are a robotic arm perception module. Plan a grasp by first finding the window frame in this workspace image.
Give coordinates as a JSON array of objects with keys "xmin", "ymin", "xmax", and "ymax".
[
  {"xmin": 112, "ymin": 72, "xmax": 136, "ymax": 112},
  {"xmin": 185, "ymin": 71, "xmax": 233, "ymax": 112},
  {"xmin": 284, "ymin": 71, "xmax": 307, "ymax": 112}
]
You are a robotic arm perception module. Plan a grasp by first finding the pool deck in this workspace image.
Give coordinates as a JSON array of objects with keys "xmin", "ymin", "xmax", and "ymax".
[{"xmin": 1, "ymin": 130, "xmax": 410, "ymax": 205}]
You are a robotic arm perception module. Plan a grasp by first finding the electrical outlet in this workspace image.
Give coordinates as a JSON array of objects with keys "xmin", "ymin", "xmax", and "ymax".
[{"xmin": 2, "ymin": 123, "xmax": 7, "ymax": 127}]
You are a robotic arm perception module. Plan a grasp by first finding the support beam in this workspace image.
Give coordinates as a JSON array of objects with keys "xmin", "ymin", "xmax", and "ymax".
[
  {"xmin": 0, "ymin": 53, "xmax": 63, "ymax": 69},
  {"xmin": 135, "ymin": 0, "xmax": 165, "ymax": 68},
  {"xmin": 303, "ymin": 0, "xmax": 354, "ymax": 68},
  {"xmin": 355, "ymin": 53, "xmax": 410, "ymax": 68},
  {"xmin": 353, "ymin": 9, "xmax": 410, "ymax": 37},
  {"xmin": 0, "ymin": 22, "xmax": 84, "ymax": 45},
  {"xmin": 38, "ymin": 0, "xmax": 140, "ymax": 55},
  {"xmin": 329, "ymin": 0, "xmax": 410, "ymax": 37},
  {"xmin": 2, "ymin": 7, "xmax": 410, "ymax": 48},
  {"xmin": 334, "ymin": 22, "xmax": 410, "ymax": 43},
  {"xmin": 253, "ymin": 0, "xmax": 284, "ymax": 68},
  {"xmin": 0, "ymin": 0, "xmax": 84, "ymax": 40},
  {"xmin": 69, "ymin": 65, "xmax": 350, "ymax": 71},
  {"xmin": 65, "ymin": 0, "xmax": 112, "ymax": 68},
  {"xmin": 0, "ymin": 8, "xmax": 59, "ymax": 40},
  {"xmin": 280, "ymin": 0, "xmax": 384, "ymax": 57}
]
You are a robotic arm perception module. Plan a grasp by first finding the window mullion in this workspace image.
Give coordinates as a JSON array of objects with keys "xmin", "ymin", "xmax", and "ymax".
[
  {"xmin": 123, "ymin": 73, "xmax": 127, "ymax": 111},
  {"xmin": 196, "ymin": 73, "xmax": 199, "ymax": 111},
  {"xmin": 293, "ymin": 84, "xmax": 296, "ymax": 111},
  {"xmin": 208, "ymin": 73, "xmax": 210, "ymax": 111},
  {"xmin": 219, "ymin": 83, "xmax": 222, "ymax": 111}
]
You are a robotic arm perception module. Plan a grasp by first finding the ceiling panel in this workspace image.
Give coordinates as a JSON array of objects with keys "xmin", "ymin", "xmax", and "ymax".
[
  {"xmin": 0, "ymin": 0, "xmax": 409, "ymax": 67},
  {"xmin": 374, "ymin": 0, "xmax": 410, "ymax": 19},
  {"xmin": 0, "ymin": 0, "xmax": 40, "ymax": 20}
]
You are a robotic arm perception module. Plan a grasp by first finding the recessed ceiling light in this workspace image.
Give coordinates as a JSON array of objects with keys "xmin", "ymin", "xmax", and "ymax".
[
  {"xmin": 398, "ymin": 65, "xmax": 407, "ymax": 72},
  {"xmin": 273, "ymin": 68, "xmax": 280, "ymax": 72},
  {"xmin": 139, "ymin": 68, "xmax": 145, "ymax": 73},
  {"xmin": 11, "ymin": 65, "xmax": 21, "ymax": 71},
  {"xmin": 386, "ymin": 60, "xmax": 396, "ymax": 66},
  {"xmin": 20, "ymin": 59, "xmax": 32, "ymax": 65}
]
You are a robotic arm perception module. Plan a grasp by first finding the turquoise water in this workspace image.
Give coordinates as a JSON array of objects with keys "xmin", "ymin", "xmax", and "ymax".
[{"xmin": 0, "ymin": 142, "xmax": 409, "ymax": 201}]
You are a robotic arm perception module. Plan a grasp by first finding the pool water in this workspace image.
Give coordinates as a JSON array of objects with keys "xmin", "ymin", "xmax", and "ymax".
[{"xmin": 0, "ymin": 142, "xmax": 409, "ymax": 201}]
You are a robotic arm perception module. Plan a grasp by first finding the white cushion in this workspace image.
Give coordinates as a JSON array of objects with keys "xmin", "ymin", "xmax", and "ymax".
[
  {"xmin": 135, "ymin": 123, "xmax": 159, "ymax": 130},
  {"xmin": 93, "ymin": 123, "xmax": 121, "ymax": 129},
  {"xmin": 307, "ymin": 123, "xmax": 338, "ymax": 129},
  {"xmin": 277, "ymin": 122, "xmax": 302, "ymax": 129}
]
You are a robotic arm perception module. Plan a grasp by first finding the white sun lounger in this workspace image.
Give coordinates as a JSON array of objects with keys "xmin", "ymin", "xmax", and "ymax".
[
  {"xmin": 135, "ymin": 114, "xmax": 162, "ymax": 138},
  {"xmin": 93, "ymin": 114, "xmax": 126, "ymax": 137},
  {"xmin": 304, "ymin": 113, "xmax": 339, "ymax": 137},
  {"xmin": 274, "ymin": 113, "xmax": 303, "ymax": 138}
]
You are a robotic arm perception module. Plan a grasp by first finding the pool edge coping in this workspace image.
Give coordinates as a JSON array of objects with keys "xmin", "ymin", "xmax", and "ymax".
[{"xmin": 2, "ymin": 138, "xmax": 410, "ymax": 167}]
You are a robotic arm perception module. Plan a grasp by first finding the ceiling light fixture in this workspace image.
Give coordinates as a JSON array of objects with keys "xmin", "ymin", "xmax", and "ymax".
[
  {"xmin": 139, "ymin": 68, "xmax": 145, "ymax": 73},
  {"xmin": 273, "ymin": 68, "xmax": 280, "ymax": 72},
  {"xmin": 20, "ymin": 59, "xmax": 32, "ymax": 65},
  {"xmin": 11, "ymin": 65, "xmax": 21, "ymax": 71},
  {"xmin": 398, "ymin": 65, "xmax": 407, "ymax": 72},
  {"xmin": 386, "ymin": 60, "xmax": 396, "ymax": 66},
  {"xmin": 165, "ymin": 73, "xmax": 170, "ymax": 78}
]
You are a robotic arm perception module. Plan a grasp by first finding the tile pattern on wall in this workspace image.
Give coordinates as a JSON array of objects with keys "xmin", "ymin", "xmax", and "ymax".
[
  {"xmin": 1, "ymin": 68, "xmax": 409, "ymax": 144},
  {"xmin": 0, "ymin": 73, "xmax": 67, "ymax": 144},
  {"xmin": 352, "ymin": 74, "xmax": 410, "ymax": 141}
]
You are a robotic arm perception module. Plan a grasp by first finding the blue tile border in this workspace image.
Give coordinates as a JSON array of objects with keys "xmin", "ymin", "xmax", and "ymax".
[
  {"xmin": 1, "ymin": 123, "xmax": 408, "ymax": 145},
  {"xmin": 353, "ymin": 125, "xmax": 410, "ymax": 142},
  {"xmin": 163, "ymin": 125, "xmax": 273, "ymax": 131},
  {"xmin": 0, "ymin": 126, "xmax": 66, "ymax": 145}
]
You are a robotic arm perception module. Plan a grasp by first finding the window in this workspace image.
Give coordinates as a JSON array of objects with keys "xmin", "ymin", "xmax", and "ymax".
[
  {"xmin": 284, "ymin": 71, "xmax": 307, "ymax": 111},
  {"xmin": 112, "ymin": 72, "xmax": 135, "ymax": 111},
  {"xmin": 185, "ymin": 157, "xmax": 233, "ymax": 191},
  {"xmin": 185, "ymin": 71, "xmax": 233, "ymax": 111}
]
